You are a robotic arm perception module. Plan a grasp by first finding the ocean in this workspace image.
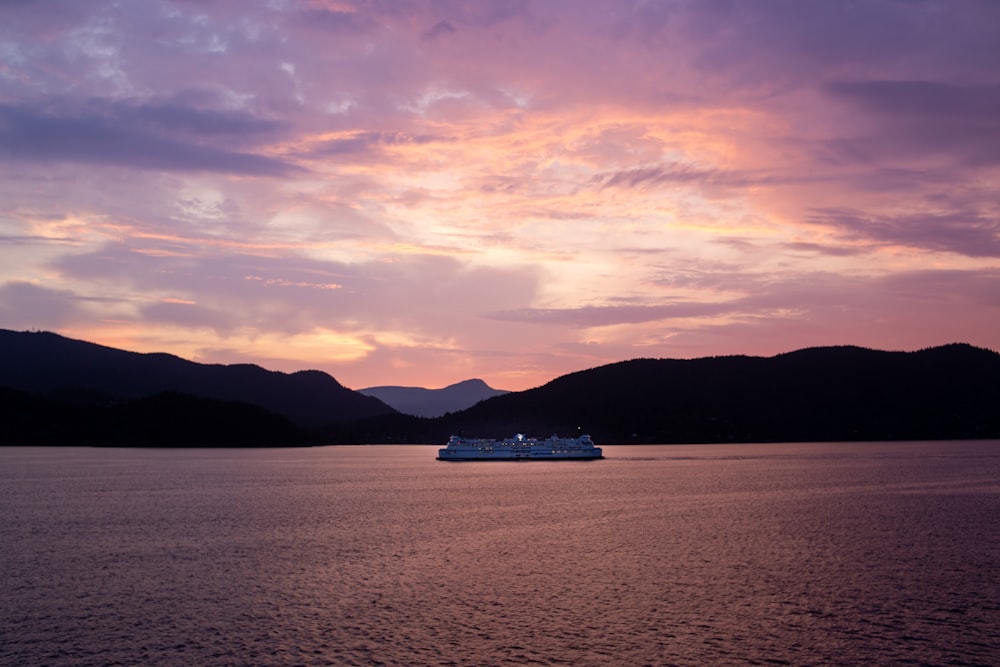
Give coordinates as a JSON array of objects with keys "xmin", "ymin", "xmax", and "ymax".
[{"xmin": 2, "ymin": 441, "xmax": 998, "ymax": 666}]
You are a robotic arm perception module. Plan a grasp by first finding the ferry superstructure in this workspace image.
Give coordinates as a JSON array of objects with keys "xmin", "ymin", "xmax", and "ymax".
[{"xmin": 436, "ymin": 433, "xmax": 603, "ymax": 461}]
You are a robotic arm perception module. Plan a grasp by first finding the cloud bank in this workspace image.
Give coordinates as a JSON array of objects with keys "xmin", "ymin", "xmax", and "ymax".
[{"xmin": 1, "ymin": 0, "xmax": 997, "ymax": 389}]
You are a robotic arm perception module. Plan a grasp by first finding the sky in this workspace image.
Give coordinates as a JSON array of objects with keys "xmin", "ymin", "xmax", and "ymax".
[{"xmin": 1, "ymin": 0, "xmax": 999, "ymax": 391}]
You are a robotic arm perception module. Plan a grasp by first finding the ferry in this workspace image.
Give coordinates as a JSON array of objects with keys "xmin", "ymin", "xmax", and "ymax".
[{"xmin": 437, "ymin": 433, "xmax": 603, "ymax": 461}]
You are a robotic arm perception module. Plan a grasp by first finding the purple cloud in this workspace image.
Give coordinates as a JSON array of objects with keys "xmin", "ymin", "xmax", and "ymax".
[
  {"xmin": 486, "ymin": 302, "xmax": 734, "ymax": 327},
  {"xmin": 808, "ymin": 207, "xmax": 1000, "ymax": 258},
  {"xmin": 424, "ymin": 20, "xmax": 457, "ymax": 41},
  {"xmin": 305, "ymin": 131, "xmax": 448, "ymax": 159},
  {"xmin": 0, "ymin": 100, "xmax": 299, "ymax": 176},
  {"xmin": 49, "ymin": 239, "xmax": 542, "ymax": 340},
  {"xmin": 825, "ymin": 80, "xmax": 1000, "ymax": 166},
  {"xmin": 0, "ymin": 282, "xmax": 88, "ymax": 329},
  {"xmin": 827, "ymin": 80, "xmax": 1000, "ymax": 120},
  {"xmin": 296, "ymin": 8, "xmax": 379, "ymax": 33}
]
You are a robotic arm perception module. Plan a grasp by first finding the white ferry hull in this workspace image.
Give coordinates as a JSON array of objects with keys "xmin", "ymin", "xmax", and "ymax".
[{"xmin": 436, "ymin": 434, "xmax": 603, "ymax": 461}]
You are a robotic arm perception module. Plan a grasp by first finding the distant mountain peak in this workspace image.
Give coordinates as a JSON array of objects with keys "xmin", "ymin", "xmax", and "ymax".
[
  {"xmin": 359, "ymin": 379, "xmax": 509, "ymax": 418},
  {"xmin": 447, "ymin": 378, "xmax": 491, "ymax": 389}
]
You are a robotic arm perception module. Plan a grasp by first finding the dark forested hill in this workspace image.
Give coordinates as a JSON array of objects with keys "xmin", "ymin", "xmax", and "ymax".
[
  {"xmin": 0, "ymin": 329, "xmax": 395, "ymax": 429},
  {"xmin": 0, "ymin": 387, "xmax": 305, "ymax": 446},
  {"xmin": 334, "ymin": 344, "xmax": 1000, "ymax": 444},
  {"xmin": 3, "ymin": 331, "xmax": 997, "ymax": 446}
]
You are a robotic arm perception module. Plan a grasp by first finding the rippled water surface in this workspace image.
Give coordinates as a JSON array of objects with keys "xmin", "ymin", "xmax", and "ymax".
[{"xmin": 2, "ymin": 441, "xmax": 999, "ymax": 666}]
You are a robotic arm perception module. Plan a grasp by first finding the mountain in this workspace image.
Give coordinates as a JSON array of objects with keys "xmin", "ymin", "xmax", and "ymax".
[
  {"xmin": 358, "ymin": 379, "xmax": 509, "ymax": 417},
  {"xmin": 4, "ymin": 331, "xmax": 997, "ymax": 446},
  {"xmin": 0, "ymin": 329, "xmax": 395, "ymax": 429},
  {"xmin": 335, "ymin": 344, "xmax": 1000, "ymax": 444}
]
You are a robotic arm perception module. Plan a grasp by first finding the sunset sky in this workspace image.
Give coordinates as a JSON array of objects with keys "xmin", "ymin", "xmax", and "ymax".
[{"xmin": 2, "ymin": 1, "xmax": 998, "ymax": 391}]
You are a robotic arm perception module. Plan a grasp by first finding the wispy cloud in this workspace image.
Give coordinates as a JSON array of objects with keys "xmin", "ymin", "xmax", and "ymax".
[
  {"xmin": 808, "ymin": 207, "xmax": 1000, "ymax": 258},
  {"xmin": 487, "ymin": 302, "xmax": 735, "ymax": 327}
]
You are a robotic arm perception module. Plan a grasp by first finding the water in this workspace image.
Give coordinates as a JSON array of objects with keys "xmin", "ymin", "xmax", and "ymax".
[{"xmin": 2, "ymin": 441, "xmax": 999, "ymax": 666}]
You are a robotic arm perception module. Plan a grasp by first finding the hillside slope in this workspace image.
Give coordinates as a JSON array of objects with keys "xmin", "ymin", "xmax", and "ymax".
[
  {"xmin": 338, "ymin": 344, "xmax": 1000, "ymax": 444},
  {"xmin": 0, "ymin": 329, "xmax": 395, "ymax": 428}
]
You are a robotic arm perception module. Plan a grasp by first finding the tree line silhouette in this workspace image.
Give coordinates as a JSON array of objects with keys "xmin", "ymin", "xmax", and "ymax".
[{"xmin": 2, "ymin": 330, "xmax": 998, "ymax": 446}]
